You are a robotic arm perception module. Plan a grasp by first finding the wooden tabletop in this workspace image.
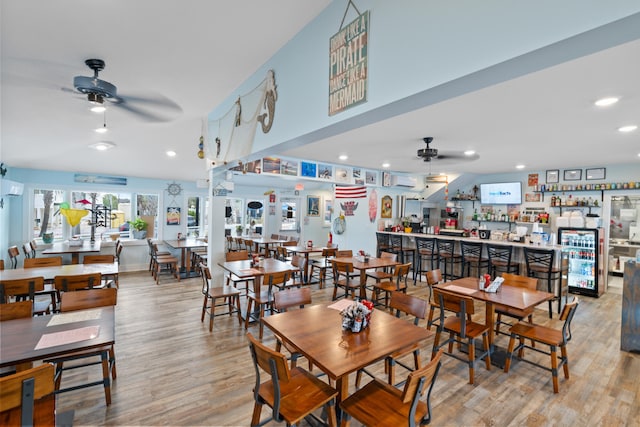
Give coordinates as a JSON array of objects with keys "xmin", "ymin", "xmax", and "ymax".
[
  {"xmin": 332, "ymin": 256, "xmax": 400, "ymax": 271},
  {"xmin": 285, "ymin": 246, "xmax": 327, "ymax": 254},
  {"xmin": 218, "ymin": 258, "xmax": 294, "ymax": 278},
  {"xmin": 42, "ymin": 240, "xmax": 101, "ymax": 255},
  {"xmin": 263, "ymin": 303, "xmax": 433, "ymax": 404},
  {"xmin": 0, "ymin": 306, "xmax": 115, "ymax": 368},
  {"xmin": 0, "ymin": 262, "xmax": 119, "ymax": 281},
  {"xmin": 164, "ymin": 239, "xmax": 207, "ymax": 249}
]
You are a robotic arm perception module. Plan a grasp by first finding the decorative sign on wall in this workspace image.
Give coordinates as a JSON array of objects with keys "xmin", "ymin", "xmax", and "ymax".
[{"xmin": 329, "ymin": 8, "xmax": 369, "ymax": 116}]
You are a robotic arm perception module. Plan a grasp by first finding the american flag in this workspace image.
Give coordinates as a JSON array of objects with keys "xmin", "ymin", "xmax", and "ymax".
[{"xmin": 335, "ymin": 185, "xmax": 367, "ymax": 198}]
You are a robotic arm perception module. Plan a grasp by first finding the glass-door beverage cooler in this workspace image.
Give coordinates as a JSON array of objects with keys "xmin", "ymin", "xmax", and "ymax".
[{"xmin": 558, "ymin": 227, "xmax": 600, "ymax": 297}]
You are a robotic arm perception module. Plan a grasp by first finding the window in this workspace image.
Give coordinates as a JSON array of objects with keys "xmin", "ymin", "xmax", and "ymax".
[
  {"xmin": 71, "ymin": 192, "xmax": 133, "ymax": 239},
  {"xmin": 137, "ymin": 193, "xmax": 159, "ymax": 239},
  {"xmin": 280, "ymin": 198, "xmax": 298, "ymax": 231},
  {"xmin": 32, "ymin": 189, "xmax": 65, "ymax": 241},
  {"xmin": 247, "ymin": 200, "xmax": 264, "ymax": 235},
  {"xmin": 186, "ymin": 196, "xmax": 208, "ymax": 238},
  {"xmin": 226, "ymin": 198, "xmax": 244, "ymax": 235}
]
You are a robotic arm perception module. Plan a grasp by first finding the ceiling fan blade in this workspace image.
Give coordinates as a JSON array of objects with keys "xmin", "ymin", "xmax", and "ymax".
[
  {"xmin": 434, "ymin": 151, "xmax": 480, "ymax": 161},
  {"xmin": 110, "ymin": 100, "xmax": 179, "ymax": 123}
]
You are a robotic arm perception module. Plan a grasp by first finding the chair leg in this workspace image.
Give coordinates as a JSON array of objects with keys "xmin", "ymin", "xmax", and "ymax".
[
  {"xmin": 504, "ymin": 334, "xmax": 517, "ymax": 373},
  {"xmin": 251, "ymin": 401, "xmax": 263, "ymax": 426},
  {"xmin": 201, "ymin": 295, "xmax": 208, "ymax": 323},
  {"xmin": 550, "ymin": 344, "xmax": 559, "ymax": 393},
  {"xmin": 100, "ymin": 351, "xmax": 112, "ymax": 405},
  {"xmin": 245, "ymin": 299, "xmax": 253, "ymax": 331},
  {"xmin": 468, "ymin": 338, "xmax": 475, "ymax": 385},
  {"xmin": 109, "ymin": 346, "xmax": 117, "ymax": 380},
  {"xmin": 209, "ymin": 297, "xmax": 216, "ymax": 332}
]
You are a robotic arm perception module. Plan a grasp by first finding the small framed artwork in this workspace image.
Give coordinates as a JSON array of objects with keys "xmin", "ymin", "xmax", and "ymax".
[
  {"xmin": 300, "ymin": 161, "xmax": 317, "ymax": 178},
  {"xmin": 307, "ymin": 195, "xmax": 320, "ymax": 216},
  {"xmin": 365, "ymin": 170, "xmax": 377, "ymax": 185},
  {"xmin": 382, "ymin": 171, "xmax": 391, "ymax": 187},
  {"xmin": 546, "ymin": 170, "xmax": 559, "ymax": 184},
  {"xmin": 381, "ymin": 195, "xmax": 393, "ymax": 218},
  {"xmin": 585, "ymin": 167, "xmax": 606, "ymax": 180},
  {"xmin": 563, "ymin": 169, "xmax": 582, "ymax": 181},
  {"xmin": 166, "ymin": 207, "xmax": 180, "ymax": 225},
  {"xmin": 318, "ymin": 164, "xmax": 333, "ymax": 180},
  {"xmin": 323, "ymin": 198, "xmax": 333, "ymax": 227}
]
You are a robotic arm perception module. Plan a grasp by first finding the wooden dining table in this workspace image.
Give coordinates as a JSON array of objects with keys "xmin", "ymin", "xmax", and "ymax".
[
  {"xmin": 0, "ymin": 262, "xmax": 119, "ymax": 282},
  {"xmin": 245, "ymin": 237, "xmax": 287, "ymax": 257},
  {"xmin": 332, "ymin": 256, "xmax": 401, "ymax": 299},
  {"xmin": 435, "ymin": 277, "xmax": 554, "ymax": 367},
  {"xmin": 42, "ymin": 240, "xmax": 101, "ymax": 264},
  {"xmin": 262, "ymin": 302, "xmax": 433, "ymax": 417},
  {"xmin": 283, "ymin": 245, "xmax": 328, "ymax": 283},
  {"xmin": 164, "ymin": 238, "xmax": 207, "ymax": 277},
  {"xmin": 0, "ymin": 306, "xmax": 115, "ymax": 370}
]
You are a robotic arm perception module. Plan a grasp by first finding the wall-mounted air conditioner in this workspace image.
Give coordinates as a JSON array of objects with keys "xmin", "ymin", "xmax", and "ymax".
[
  {"xmin": 391, "ymin": 175, "xmax": 417, "ymax": 188},
  {"xmin": 1, "ymin": 179, "xmax": 24, "ymax": 196}
]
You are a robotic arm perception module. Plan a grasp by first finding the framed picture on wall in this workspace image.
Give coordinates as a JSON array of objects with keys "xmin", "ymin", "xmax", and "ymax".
[
  {"xmin": 381, "ymin": 195, "xmax": 392, "ymax": 218},
  {"xmin": 307, "ymin": 195, "xmax": 320, "ymax": 216},
  {"xmin": 563, "ymin": 169, "xmax": 582, "ymax": 181},
  {"xmin": 546, "ymin": 169, "xmax": 559, "ymax": 183},
  {"xmin": 585, "ymin": 167, "xmax": 606, "ymax": 180},
  {"xmin": 323, "ymin": 197, "xmax": 333, "ymax": 227},
  {"xmin": 166, "ymin": 207, "xmax": 180, "ymax": 225}
]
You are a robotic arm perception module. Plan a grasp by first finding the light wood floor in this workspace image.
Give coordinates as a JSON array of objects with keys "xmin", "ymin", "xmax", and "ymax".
[{"xmin": 54, "ymin": 271, "xmax": 640, "ymax": 426}]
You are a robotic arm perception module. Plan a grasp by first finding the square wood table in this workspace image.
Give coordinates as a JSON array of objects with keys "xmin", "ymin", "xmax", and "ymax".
[
  {"xmin": 262, "ymin": 303, "xmax": 433, "ymax": 413},
  {"xmin": 42, "ymin": 240, "xmax": 101, "ymax": 264},
  {"xmin": 0, "ymin": 262, "xmax": 119, "ymax": 282},
  {"xmin": 332, "ymin": 256, "xmax": 401, "ymax": 299},
  {"xmin": 435, "ymin": 277, "xmax": 554, "ymax": 367},
  {"xmin": 0, "ymin": 306, "xmax": 115, "ymax": 370},
  {"xmin": 245, "ymin": 237, "xmax": 287, "ymax": 257},
  {"xmin": 283, "ymin": 245, "xmax": 328, "ymax": 283},
  {"xmin": 164, "ymin": 238, "xmax": 207, "ymax": 277}
]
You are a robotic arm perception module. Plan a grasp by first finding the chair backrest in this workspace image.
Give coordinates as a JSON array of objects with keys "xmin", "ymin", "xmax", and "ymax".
[
  {"xmin": 0, "ymin": 259, "xmax": 4, "ymax": 271},
  {"xmin": 379, "ymin": 251, "xmax": 397, "ymax": 261},
  {"xmin": 376, "ymin": 232, "xmax": 390, "ymax": 246},
  {"xmin": 322, "ymin": 247, "xmax": 338, "ymax": 258},
  {"xmin": 501, "ymin": 273, "xmax": 537, "ymax": 290},
  {"xmin": 433, "ymin": 288, "xmax": 475, "ymax": 338},
  {"xmin": 273, "ymin": 287, "xmax": 312, "ymax": 312},
  {"xmin": 0, "ymin": 364, "xmax": 56, "ymax": 426},
  {"xmin": 523, "ymin": 247, "xmax": 555, "ymax": 272},
  {"xmin": 461, "ymin": 241, "xmax": 483, "ymax": 259},
  {"xmin": 7, "ymin": 246, "xmax": 20, "ymax": 269},
  {"xmin": 0, "ymin": 300, "xmax": 33, "ymax": 321},
  {"xmin": 23, "ymin": 256, "xmax": 63, "ymax": 269},
  {"xmin": 247, "ymin": 332, "xmax": 291, "ymax": 415},
  {"xmin": 390, "ymin": 262, "xmax": 412, "ymax": 290},
  {"xmin": 487, "ymin": 244, "xmax": 513, "ymax": 264},
  {"xmin": 399, "ymin": 348, "xmax": 444, "ymax": 425},
  {"xmin": 200, "ymin": 263, "xmax": 212, "ymax": 295},
  {"xmin": 275, "ymin": 246, "xmax": 288, "ymax": 261},
  {"xmin": 282, "ymin": 240, "xmax": 297, "ymax": 247},
  {"xmin": 436, "ymin": 239, "xmax": 456, "ymax": 255},
  {"xmin": 243, "ymin": 239, "xmax": 255, "ymax": 252},
  {"xmin": 336, "ymin": 249, "xmax": 353, "ymax": 257},
  {"xmin": 54, "ymin": 273, "xmax": 102, "ymax": 292},
  {"xmin": 115, "ymin": 243, "xmax": 123, "ymax": 262},
  {"xmin": 425, "ymin": 269, "xmax": 443, "ymax": 286},
  {"xmin": 263, "ymin": 271, "xmax": 291, "ymax": 290},
  {"xmin": 559, "ymin": 296, "xmax": 579, "ymax": 344},
  {"xmin": 415, "ymin": 236, "xmax": 436, "ymax": 252},
  {"xmin": 389, "ymin": 234, "xmax": 403, "ymax": 248},
  {"xmin": 270, "ymin": 233, "xmax": 280, "ymax": 240},
  {"xmin": 83, "ymin": 254, "xmax": 116, "ymax": 264},
  {"xmin": 390, "ymin": 292, "xmax": 427, "ymax": 325},
  {"xmin": 226, "ymin": 250, "xmax": 249, "ymax": 262},
  {"xmin": 22, "ymin": 243, "xmax": 34, "ymax": 259},
  {"xmin": 60, "ymin": 288, "xmax": 117, "ymax": 312},
  {"xmin": 0, "ymin": 277, "xmax": 45, "ymax": 303}
]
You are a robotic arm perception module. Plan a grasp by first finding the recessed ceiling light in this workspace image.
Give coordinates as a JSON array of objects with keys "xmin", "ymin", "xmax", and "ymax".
[
  {"xmin": 381, "ymin": 162, "xmax": 390, "ymax": 168},
  {"xmin": 89, "ymin": 141, "xmax": 116, "ymax": 151},
  {"xmin": 516, "ymin": 164, "xmax": 525, "ymax": 169},
  {"xmin": 594, "ymin": 97, "xmax": 619, "ymax": 107},
  {"xmin": 464, "ymin": 150, "xmax": 475, "ymax": 156},
  {"xmin": 618, "ymin": 125, "xmax": 638, "ymax": 133},
  {"xmin": 338, "ymin": 154, "xmax": 348, "ymax": 161},
  {"xmin": 94, "ymin": 124, "xmax": 108, "ymax": 133},
  {"xmin": 166, "ymin": 150, "xmax": 177, "ymax": 157}
]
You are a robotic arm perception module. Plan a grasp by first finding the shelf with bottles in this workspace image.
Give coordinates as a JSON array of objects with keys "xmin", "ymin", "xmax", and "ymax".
[
  {"xmin": 534, "ymin": 182, "xmax": 640, "ymax": 202},
  {"xmin": 548, "ymin": 194, "xmax": 600, "ymax": 214}
]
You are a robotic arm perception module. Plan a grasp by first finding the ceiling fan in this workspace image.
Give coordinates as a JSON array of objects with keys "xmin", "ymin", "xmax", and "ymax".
[
  {"xmin": 71, "ymin": 59, "xmax": 182, "ymax": 122},
  {"xmin": 416, "ymin": 137, "xmax": 479, "ymax": 162}
]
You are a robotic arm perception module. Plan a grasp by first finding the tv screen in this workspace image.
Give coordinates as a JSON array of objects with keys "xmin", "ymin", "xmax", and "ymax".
[{"xmin": 480, "ymin": 182, "xmax": 522, "ymax": 204}]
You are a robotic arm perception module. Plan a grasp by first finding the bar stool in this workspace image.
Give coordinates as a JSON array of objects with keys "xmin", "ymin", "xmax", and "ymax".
[
  {"xmin": 414, "ymin": 236, "xmax": 437, "ymax": 283},
  {"xmin": 388, "ymin": 234, "xmax": 416, "ymax": 271},
  {"xmin": 486, "ymin": 244, "xmax": 520, "ymax": 277},
  {"xmin": 524, "ymin": 247, "xmax": 568, "ymax": 318},
  {"xmin": 436, "ymin": 239, "xmax": 462, "ymax": 281},
  {"xmin": 460, "ymin": 241, "xmax": 489, "ymax": 278},
  {"xmin": 375, "ymin": 232, "xmax": 391, "ymax": 257}
]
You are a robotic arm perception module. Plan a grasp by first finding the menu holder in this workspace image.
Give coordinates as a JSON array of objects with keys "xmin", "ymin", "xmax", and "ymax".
[
  {"xmin": 327, "ymin": 299, "xmax": 355, "ymax": 311},
  {"xmin": 444, "ymin": 285, "xmax": 478, "ymax": 295},
  {"xmin": 35, "ymin": 325, "xmax": 100, "ymax": 350}
]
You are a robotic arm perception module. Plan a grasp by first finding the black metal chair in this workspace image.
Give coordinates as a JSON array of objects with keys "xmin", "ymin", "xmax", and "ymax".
[
  {"xmin": 486, "ymin": 244, "xmax": 520, "ymax": 277},
  {"xmin": 414, "ymin": 236, "xmax": 438, "ymax": 283},
  {"xmin": 524, "ymin": 247, "xmax": 568, "ymax": 318},
  {"xmin": 460, "ymin": 240, "xmax": 489, "ymax": 278},
  {"xmin": 388, "ymin": 233, "xmax": 415, "ymax": 276},
  {"xmin": 436, "ymin": 239, "xmax": 462, "ymax": 280},
  {"xmin": 375, "ymin": 232, "xmax": 391, "ymax": 257}
]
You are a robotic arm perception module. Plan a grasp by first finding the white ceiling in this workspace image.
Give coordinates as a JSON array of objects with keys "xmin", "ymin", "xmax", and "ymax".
[{"xmin": 2, "ymin": 1, "xmax": 639, "ymax": 185}]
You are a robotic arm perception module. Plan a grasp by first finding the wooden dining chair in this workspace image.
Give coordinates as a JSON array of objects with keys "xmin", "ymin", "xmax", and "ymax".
[
  {"xmin": 23, "ymin": 256, "xmax": 63, "ymax": 268},
  {"xmin": 432, "ymin": 288, "xmax": 491, "ymax": 385},
  {"xmin": 246, "ymin": 271, "xmax": 291, "ymax": 339},
  {"xmin": 494, "ymin": 273, "xmax": 538, "ymax": 336},
  {"xmin": 341, "ymin": 348, "xmax": 444, "ymax": 427},
  {"xmin": 84, "ymin": 254, "xmax": 119, "ymax": 288},
  {"xmin": 0, "ymin": 300, "xmax": 34, "ymax": 375},
  {"xmin": 200, "ymin": 263, "xmax": 241, "ymax": 332},
  {"xmin": 356, "ymin": 292, "xmax": 428, "ymax": 388},
  {"xmin": 504, "ymin": 296, "xmax": 579, "ymax": 393},
  {"xmin": 246, "ymin": 332, "xmax": 338, "ymax": 427},
  {"xmin": 54, "ymin": 272, "xmax": 103, "ymax": 292},
  {"xmin": 22, "ymin": 242, "xmax": 35, "ymax": 259},
  {"xmin": 331, "ymin": 260, "xmax": 364, "ymax": 301},
  {"xmin": 372, "ymin": 262, "xmax": 411, "ymax": 310},
  {"xmin": 365, "ymin": 251, "xmax": 397, "ymax": 286},
  {"xmin": 44, "ymin": 288, "xmax": 118, "ymax": 405},
  {"xmin": 273, "ymin": 287, "xmax": 312, "ymax": 368},
  {"xmin": 0, "ymin": 364, "xmax": 73, "ymax": 427},
  {"xmin": 284, "ymin": 255, "xmax": 306, "ymax": 288},
  {"xmin": 0, "ymin": 277, "xmax": 50, "ymax": 315},
  {"xmin": 0, "ymin": 259, "xmax": 4, "ymax": 270},
  {"xmin": 308, "ymin": 247, "xmax": 337, "ymax": 288},
  {"xmin": 150, "ymin": 243, "xmax": 179, "ymax": 285},
  {"xmin": 146, "ymin": 238, "xmax": 170, "ymax": 272},
  {"xmin": 225, "ymin": 250, "xmax": 253, "ymax": 295}
]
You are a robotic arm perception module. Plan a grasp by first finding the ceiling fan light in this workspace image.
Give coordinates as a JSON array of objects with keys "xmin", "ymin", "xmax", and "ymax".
[
  {"xmin": 90, "ymin": 104, "xmax": 106, "ymax": 113},
  {"xmin": 95, "ymin": 124, "xmax": 108, "ymax": 133},
  {"xmin": 464, "ymin": 150, "xmax": 475, "ymax": 156}
]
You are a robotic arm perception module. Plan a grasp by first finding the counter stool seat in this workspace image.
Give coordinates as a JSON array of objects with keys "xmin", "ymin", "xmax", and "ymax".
[
  {"xmin": 436, "ymin": 239, "xmax": 462, "ymax": 281},
  {"xmin": 414, "ymin": 236, "xmax": 437, "ymax": 284}
]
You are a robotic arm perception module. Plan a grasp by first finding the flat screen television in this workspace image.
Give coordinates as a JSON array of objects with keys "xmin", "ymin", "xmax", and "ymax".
[{"xmin": 480, "ymin": 182, "xmax": 522, "ymax": 204}]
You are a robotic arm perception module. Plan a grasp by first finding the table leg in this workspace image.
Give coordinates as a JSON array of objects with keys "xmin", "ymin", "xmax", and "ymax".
[
  {"xmin": 359, "ymin": 270, "xmax": 368, "ymax": 300},
  {"xmin": 303, "ymin": 253, "xmax": 311, "ymax": 284},
  {"xmin": 335, "ymin": 375, "xmax": 349, "ymax": 422},
  {"xmin": 71, "ymin": 254, "xmax": 80, "ymax": 264}
]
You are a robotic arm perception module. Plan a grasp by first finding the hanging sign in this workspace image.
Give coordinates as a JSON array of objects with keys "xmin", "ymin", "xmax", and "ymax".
[{"xmin": 329, "ymin": 10, "xmax": 369, "ymax": 116}]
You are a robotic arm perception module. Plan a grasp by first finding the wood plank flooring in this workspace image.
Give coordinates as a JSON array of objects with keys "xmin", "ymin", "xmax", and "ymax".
[{"xmin": 54, "ymin": 272, "xmax": 640, "ymax": 426}]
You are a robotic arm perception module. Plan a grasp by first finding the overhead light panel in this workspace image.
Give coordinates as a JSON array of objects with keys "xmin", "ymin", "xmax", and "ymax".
[
  {"xmin": 618, "ymin": 125, "xmax": 637, "ymax": 133},
  {"xmin": 338, "ymin": 154, "xmax": 348, "ymax": 161},
  {"xmin": 381, "ymin": 162, "xmax": 390, "ymax": 168},
  {"xmin": 594, "ymin": 97, "xmax": 619, "ymax": 107},
  {"xmin": 166, "ymin": 150, "xmax": 177, "ymax": 157}
]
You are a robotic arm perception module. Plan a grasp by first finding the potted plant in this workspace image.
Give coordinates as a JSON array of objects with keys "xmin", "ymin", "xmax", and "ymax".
[
  {"xmin": 128, "ymin": 217, "xmax": 148, "ymax": 239},
  {"xmin": 402, "ymin": 217, "xmax": 412, "ymax": 233},
  {"xmin": 235, "ymin": 225, "xmax": 243, "ymax": 236}
]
